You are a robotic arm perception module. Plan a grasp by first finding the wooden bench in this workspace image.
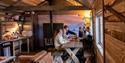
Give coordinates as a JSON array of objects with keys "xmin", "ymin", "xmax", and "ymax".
[
  {"xmin": 0, "ymin": 56, "xmax": 15, "ymax": 63},
  {"xmin": 35, "ymin": 52, "xmax": 53, "ymax": 63},
  {"xmin": 19, "ymin": 50, "xmax": 53, "ymax": 63}
]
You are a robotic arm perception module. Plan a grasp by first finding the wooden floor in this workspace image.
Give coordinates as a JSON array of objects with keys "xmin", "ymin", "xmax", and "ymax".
[{"xmin": 9, "ymin": 47, "xmax": 95, "ymax": 63}]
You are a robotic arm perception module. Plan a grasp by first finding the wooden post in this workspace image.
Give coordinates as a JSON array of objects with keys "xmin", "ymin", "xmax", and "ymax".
[
  {"xmin": 0, "ymin": 43, "xmax": 4, "ymax": 56},
  {"xmin": 32, "ymin": 12, "xmax": 40, "ymax": 50},
  {"xmin": 0, "ymin": 22, "xmax": 1, "ymax": 40},
  {"xmin": 27, "ymin": 38, "xmax": 30, "ymax": 53},
  {"xmin": 48, "ymin": 0, "xmax": 53, "ymax": 37},
  {"xmin": 49, "ymin": 11, "xmax": 53, "ymax": 37}
]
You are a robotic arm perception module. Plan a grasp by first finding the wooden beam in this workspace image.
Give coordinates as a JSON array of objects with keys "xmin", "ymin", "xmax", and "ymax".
[
  {"xmin": 104, "ymin": 11, "xmax": 125, "ymax": 20},
  {"xmin": 37, "ymin": 1, "xmax": 48, "ymax": 7},
  {"xmin": 5, "ymin": 5, "xmax": 90, "ymax": 11},
  {"xmin": 65, "ymin": 0, "xmax": 82, "ymax": 6},
  {"xmin": 105, "ymin": 5, "xmax": 125, "ymax": 23},
  {"xmin": 110, "ymin": 0, "xmax": 125, "ymax": 7},
  {"xmin": 74, "ymin": 0, "xmax": 91, "ymax": 9},
  {"xmin": 1, "ymin": 0, "xmax": 21, "ymax": 6},
  {"xmin": 22, "ymin": 0, "xmax": 45, "ymax": 6},
  {"xmin": 0, "ymin": 9, "xmax": 23, "ymax": 14},
  {"xmin": 106, "ymin": 21, "xmax": 123, "ymax": 22}
]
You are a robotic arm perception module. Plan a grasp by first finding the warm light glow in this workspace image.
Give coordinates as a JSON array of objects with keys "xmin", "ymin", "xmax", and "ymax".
[
  {"xmin": 18, "ymin": 24, "xmax": 22, "ymax": 27},
  {"xmin": 81, "ymin": 10, "xmax": 91, "ymax": 18},
  {"xmin": 77, "ymin": 10, "xmax": 92, "ymax": 27},
  {"xmin": 84, "ymin": 18, "xmax": 91, "ymax": 27},
  {"xmin": 9, "ymin": 23, "xmax": 19, "ymax": 32}
]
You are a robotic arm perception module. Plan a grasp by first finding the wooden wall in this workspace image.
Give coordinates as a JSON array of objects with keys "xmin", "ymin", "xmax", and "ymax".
[
  {"xmin": 105, "ymin": 22, "xmax": 125, "ymax": 63},
  {"xmin": 104, "ymin": 0, "xmax": 125, "ymax": 63},
  {"xmin": 105, "ymin": 34, "xmax": 125, "ymax": 63},
  {"xmin": 96, "ymin": 48, "xmax": 103, "ymax": 63}
]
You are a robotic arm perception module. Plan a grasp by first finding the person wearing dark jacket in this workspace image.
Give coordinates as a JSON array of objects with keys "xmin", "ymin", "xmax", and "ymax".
[{"xmin": 63, "ymin": 25, "xmax": 76, "ymax": 35}]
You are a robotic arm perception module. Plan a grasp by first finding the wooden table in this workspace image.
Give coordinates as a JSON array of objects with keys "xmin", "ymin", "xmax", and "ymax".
[{"xmin": 62, "ymin": 42, "xmax": 83, "ymax": 63}]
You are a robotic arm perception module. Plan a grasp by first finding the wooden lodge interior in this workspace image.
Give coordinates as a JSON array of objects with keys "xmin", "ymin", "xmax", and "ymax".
[{"xmin": 0, "ymin": 0, "xmax": 125, "ymax": 63}]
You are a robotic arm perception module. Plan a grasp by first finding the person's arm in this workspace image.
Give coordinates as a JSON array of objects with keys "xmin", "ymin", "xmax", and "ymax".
[
  {"xmin": 67, "ymin": 30, "xmax": 76, "ymax": 35},
  {"xmin": 58, "ymin": 36, "xmax": 68, "ymax": 44}
]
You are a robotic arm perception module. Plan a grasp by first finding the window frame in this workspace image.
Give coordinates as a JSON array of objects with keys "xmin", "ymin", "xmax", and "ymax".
[{"xmin": 95, "ymin": 10, "xmax": 104, "ymax": 55}]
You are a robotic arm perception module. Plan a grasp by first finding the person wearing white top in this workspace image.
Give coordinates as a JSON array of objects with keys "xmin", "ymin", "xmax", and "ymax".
[{"xmin": 54, "ymin": 29, "xmax": 69, "ymax": 49}]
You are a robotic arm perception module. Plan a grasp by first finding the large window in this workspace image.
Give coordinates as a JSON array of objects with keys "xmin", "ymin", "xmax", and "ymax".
[{"xmin": 95, "ymin": 11, "xmax": 103, "ymax": 55}]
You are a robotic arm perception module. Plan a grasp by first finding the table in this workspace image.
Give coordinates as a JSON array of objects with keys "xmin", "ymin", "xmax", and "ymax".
[{"xmin": 62, "ymin": 42, "xmax": 83, "ymax": 63}]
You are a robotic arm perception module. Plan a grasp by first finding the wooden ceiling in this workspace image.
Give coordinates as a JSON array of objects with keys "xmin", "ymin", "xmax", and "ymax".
[{"xmin": 0, "ymin": 0, "xmax": 95, "ymax": 12}]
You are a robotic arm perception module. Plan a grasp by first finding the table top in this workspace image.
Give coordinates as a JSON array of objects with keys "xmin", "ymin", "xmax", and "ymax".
[{"xmin": 62, "ymin": 42, "xmax": 83, "ymax": 48}]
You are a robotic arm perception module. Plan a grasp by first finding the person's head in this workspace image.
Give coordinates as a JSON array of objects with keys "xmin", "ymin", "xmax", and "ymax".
[
  {"xmin": 79, "ymin": 27, "xmax": 82, "ymax": 31},
  {"xmin": 86, "ymin": 27, "xmax": 90, "ymax": 32},
  {"xmin": 55, "ymin": 28, "xmax": 63, "ymax": 36},
  {"xmin": 64, "ymin": 25, "xmax": 69, "ymax": 31}
]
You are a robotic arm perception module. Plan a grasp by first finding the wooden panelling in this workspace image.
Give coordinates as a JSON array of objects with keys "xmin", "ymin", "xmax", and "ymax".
[
  {"xmin": 105, "ymin": 34, "xmax": 125, "ymax": 63},
  {"xmin": 96, "ymin": 48, "xmax": 103, "ymax": 63},
  {"xmin": 94, "ymin": 0, "xmax": 103, "ymax": 12},
  {"xmin": 105, "ymin": 29, "xmax": 125, "ymax": 42},
  {"xmin": 93, "ymin": 41, "xmax": 103, "ymax": 63},
  {"xmin": 105, "ymin": 22, "xmax": 125, "ymax": 32}
]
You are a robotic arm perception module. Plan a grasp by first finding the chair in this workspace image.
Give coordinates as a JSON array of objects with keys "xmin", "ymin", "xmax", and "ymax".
[{"xmin": 44, "ymin": 38, "xmax": 54, "ymax": 49}]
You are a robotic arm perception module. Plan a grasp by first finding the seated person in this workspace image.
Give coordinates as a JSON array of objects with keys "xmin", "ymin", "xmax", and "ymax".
[
  {"xmin": 79, "ymin": 27, "xmax": 87, "ymax": 39},
  {"xmin": 63, "ymin": 25, "xmax": 76, "ymax": 39},
  {"xmin": 54, "ymin": 28, "xmax": 70, "ymax": 60},
  {"xmin": 54, "ymin": 28, "xmax": 69, "ymax": 50}
]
